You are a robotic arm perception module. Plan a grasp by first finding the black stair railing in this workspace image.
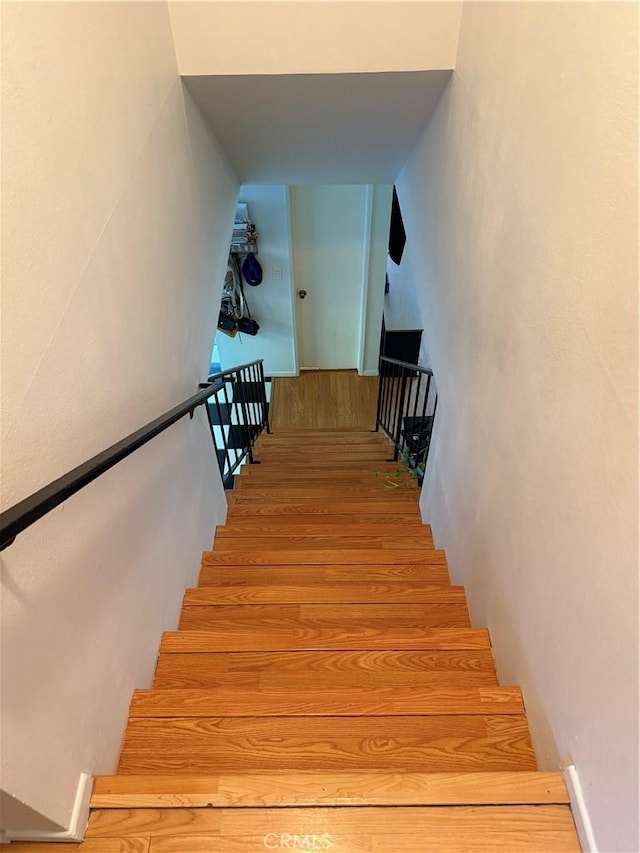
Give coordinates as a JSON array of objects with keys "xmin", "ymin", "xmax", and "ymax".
[
  {"xmin": 375, "ymin": 355, "xmax": 437, "ymax": 482},
  {"xmin": 0, "ymin": 359, "xmax": 268, "ymax": 550},
  {"xmin": 203, "ymin": 358, "xmax": 270, "ymax": 489}
]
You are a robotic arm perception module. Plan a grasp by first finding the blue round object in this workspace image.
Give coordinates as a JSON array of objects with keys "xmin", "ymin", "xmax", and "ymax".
[{"xmin": 242, "ymin": 253, "xmax": 263, "ymax": 286}]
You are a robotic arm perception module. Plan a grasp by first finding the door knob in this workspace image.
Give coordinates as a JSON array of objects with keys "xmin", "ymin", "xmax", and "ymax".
[{"xmin": 298, "ymin": 290, "xmax": 307, "ymax": 299}]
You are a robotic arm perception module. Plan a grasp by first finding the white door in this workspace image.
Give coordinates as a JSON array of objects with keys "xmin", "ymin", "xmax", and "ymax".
[{"xmin": 291, "ymin": 185, "xmax": 369, "ymax": 369}]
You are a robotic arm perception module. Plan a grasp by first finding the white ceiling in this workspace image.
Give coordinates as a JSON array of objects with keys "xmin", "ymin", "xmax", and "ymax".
[{"xmin": 184, "ymin": 71, "xmax": 452, "ymax": 184}]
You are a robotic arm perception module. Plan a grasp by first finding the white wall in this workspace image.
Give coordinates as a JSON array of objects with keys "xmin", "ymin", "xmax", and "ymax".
[
  {"xmin": 387, "ymin": 258, "xmax": 437, "ymax": 374},
  {"xmin": 169, "ymin": 1, "xmax": 461, "ymax": 75},
  {"xmin": 216, "ymin": 185, "xmax": 297, "ymax": 376},
  {"xmin": 384, "ymin": 254, "xmax": 432, "ymax": 368},
  {"xmin": 1, "ymin": 1, "xmax": 239, "ymax": 835},
  {"xmin": 385, "ymin": 255, "xmax": 424, "ymax": 334},
  {"xmin": 398, "ymin": 4, "xmax": 638, "ymax": 851}
]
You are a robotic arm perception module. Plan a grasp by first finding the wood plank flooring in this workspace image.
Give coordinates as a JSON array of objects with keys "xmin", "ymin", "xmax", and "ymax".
[
  {"xmin": 197, "ymin": 564, "xmax": 452, "ymax": 586},
  {"xmin": 9, "ymin": 806, "xmax": 580, "ymax": 852},
  {"xmin": 91, "ymin": 770, "xmax": 571, "ymax": 808},
  {"xmin": 152, "ymin": 649, "xmax": 500, "ymax": 689},
  {"xmin": 269, "ymin": 370, "xmax": 378, "ymax": 429},
  {"xmin": 128, "ymin": 686, "xmax": 526, "ymax": 717},
  {"xmin": 13, "ymin": 428, "xmax": 578, "ymax": 851}
]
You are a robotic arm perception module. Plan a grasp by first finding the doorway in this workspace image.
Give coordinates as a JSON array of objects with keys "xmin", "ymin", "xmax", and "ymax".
[{"xmin": 291, "ymin": 185, "xmax": 370, "ymax": 370}]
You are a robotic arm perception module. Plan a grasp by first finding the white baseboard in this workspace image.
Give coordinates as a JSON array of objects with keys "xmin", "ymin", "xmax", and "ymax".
[
  {"xmin": 6, "ymin": 774, "xmax": 93, "ymax": 843},
  {"xmin": 358, "ymin": 369, "xmax": 379, "ymax": 377},
  {"xmin": 564, "ymin": 765, "xmax": 598, "ymax": 852},
  {"xmin": 266, "ymin": 371, "xmax": 298, "ymax": 377}
]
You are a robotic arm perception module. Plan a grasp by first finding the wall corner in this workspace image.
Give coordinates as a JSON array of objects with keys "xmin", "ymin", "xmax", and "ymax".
[{"xmin": 5, "ymin": 774, "xmax": 93, "ymax": 844}]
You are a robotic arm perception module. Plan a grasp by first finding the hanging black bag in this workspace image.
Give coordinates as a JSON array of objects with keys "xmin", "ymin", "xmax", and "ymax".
[
  {"xmin": 235, "ymin": 264, "xmax": 260, "ymax": 336},
  {"xmin": 237, "ymin": 316, "xmax": 260, "ymax": 336},
  {"xmin": 217, "ymin": 312, "xmax": 238, "ymax": 337}
]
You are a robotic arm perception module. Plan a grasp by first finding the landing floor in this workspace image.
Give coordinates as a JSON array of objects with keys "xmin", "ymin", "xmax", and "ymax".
[{"xmin": 270, "ymin": 370, "xmax": 378, "ymax": 430}]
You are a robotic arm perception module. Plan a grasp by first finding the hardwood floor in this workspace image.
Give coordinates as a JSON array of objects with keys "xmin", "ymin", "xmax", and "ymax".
[
  {"xmin": 10, "ymin": 805, "xmax": 580, "ymax": 852},
  {"xmin": 90, "ymin": 770, "xmax": 570, "ymax": 808},
  {"xmin": 270, "ymin": 370, "xmax": 378, "ymax": 429},
  {"xmin": 152, "ymin": 649, "xmax": 501, "ymax": 689},
  {"xmin": 8, "ymin": 429, "xmax": 580, "ymax": 852}
]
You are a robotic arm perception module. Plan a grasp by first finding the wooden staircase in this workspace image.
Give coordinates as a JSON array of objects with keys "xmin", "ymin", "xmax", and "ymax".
[{"xmin": 12, "ymin": 429, "xmax": 579, "ymax": 852}]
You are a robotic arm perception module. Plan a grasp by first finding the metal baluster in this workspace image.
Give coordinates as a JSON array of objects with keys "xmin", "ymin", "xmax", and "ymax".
[
  {"xmin": 374, "ymin": 356, "xmax": 383, "ymax": 431},
  {"xmin": 379, "ymin": 361, "xmax": 387, "ymax": 434},
  {"xmin": 392, "ymin": 362, "xmax": 402, "ymax": 448},
  {"xmin": 245, "ymin": 362, "xmax": 254, "ymax": 430},
  {"xmin": 383, "ymin": 361, "xmax": 394, "ymax": 440},
  {"xmin": 204, "ymin": 388, "xmax": 220, "ymax": 473},
  {"xmin": 408, "ymin": 371, "xmax": 422, "ymax": 466},
  {"xmin": 254, "ymin": 362, "xmax": 261, "ymax": 431},
  {"xmin": 231, "ymin": 373, "xmax": 244, "ymax": 464},
  {"xmin": 393, "ymin": 364, "xmax": 409, "ymax": 462},
  {"xmin": 220, "ymin": 378, "xmax": 236, "ymax": 483},
  {"xmin": 259, "ymin": 360, "xmax": 270, "ymax": 432},
  {"xmin": 415, "ymin": 374, "xmax": 431, "ymax": 477},
  {"xmin": 213, "ymin": 389, "xmax": 232, "ymax": 484},
  {"xmin": 386, "ymin": 363, "xmax": 395, "ymax": 440},
  {"xmin": 411, "ymin": 369, "xmax": 421, "ymax": 425},
  {"xmin": 236, "ymin": 367, "xmax": 254, "ymax": 465},
  {"xmin": 424, "ymin": 390, "xmax": 438, "ymax": 474}
]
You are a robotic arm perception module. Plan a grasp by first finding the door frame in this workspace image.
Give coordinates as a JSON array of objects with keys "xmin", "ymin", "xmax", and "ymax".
[
  {"xmin": 285, "ymin": 185, "xmax": 300, "ymax": 375},
  {"xmin": 289, "ymin": 184, "xmax": 373, "ymax": 375},
  {"xmin": 356, "ymin": 185, "xmax": 374, "ymax": 375}
]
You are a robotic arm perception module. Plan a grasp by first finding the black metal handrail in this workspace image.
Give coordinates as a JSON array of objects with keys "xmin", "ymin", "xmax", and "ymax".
[
  {"xmin": 375, "ymin": 354, "xmax": 437, "ymax": 481},
  {"xmin": 0, "ymin": 359, "xmax": 268, "ymax": 550}
]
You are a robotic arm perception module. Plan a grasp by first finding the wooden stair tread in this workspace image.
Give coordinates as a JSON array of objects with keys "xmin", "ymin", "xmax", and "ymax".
[
  {"xmin": 239, "ymin": 465, "xmax": 403, "ymax": 478},
  {"xmin": 249, "ymin": 461, "xmax": 394, "ymax": 470},
  {"xmin": 255, "ymin": 445, "xmax": 390, "ymax": 454},
  {"xmin": 259, "ymin": 427, "xmax": 386, "ymax": 433},
  {"xmin": 199, "ymin": 565, "xmax": 451, "ymax": 586},
  {"xmin": 238, "ymin": 482, "xmax": 413, "ymax": 491},
  {"xmin": 92, "ymin": 770, "xmax": 570, "ymax": 807},
  {"xmin": 160, "ymin": 627, "xmax": 491, "ymax": 652},
  {"xmin": 212, "ymin": 535, "xmax": 432, "ymax": 551},
  {"xmin": 243, "ymin": 459, "xmax": 404, "ymax": 469},
  {"xmin": 202, "ymin": 549, "xmax": 445, "ymax": 566},
  {"xmin": 199, "ymin": 566, "xmax": 451, "ymax": 587},
  {"xmin": 217, "ymin": 521, "xmax": 432, "ymax": 535},
  {"xmin": 258, "ymin": 432, "xmax": 389, "ymax": 447},
  {"xmin": 183, "ymin": 583, "xmax": 461, "ymax": 605},
  {"xmin": 153, "ymin": 650, "xmax": 499, "ymax": 689},
  {"xmin": 235, "ymin": 475, "xmax": 413, "ymax": 488},
  {"xmin": 257, "ymin": 439, "xmax": 389, "ymax": 447},
  {"xmin": 230, "ymin": 496, "xmax": 419, "ymax": 509},
  {"xmin": 129, "ymin": 686, "xmax": 524, "ymax": 717},
  {"xmin": 81, "ymin": 806, "xmax": 578, "ymax": 852},
  {"xmin": 178, "ymin": 602, "xmax": 471, "ymax": 630},
  {"xmin": 85, "ymin": 803, "xmax": 578, "ymax": 837},
  {"xmin": 253, "ymin": 455, "xmax": 393, "ymax": 465},
  {"xmin": 7, "ymin": 807, "xmax": 579, "ymax": 853},
  {"xmin": 229, "ymin": 486, "xmax": 418, "ymax": 499},
  {"xmin": 227, "ymin": 501, "xmax": 420, "ymax": 516},
  {"xmin": 247, "ymin": 469, "xmax": 397, "ymax": 476},
  {"xmin": 118, "ymin": 714, "xmax": 536, "ymax": 773},
  {"xmin": 5, "ymin": 841, "xmax": 150, "ymax": 852}
]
